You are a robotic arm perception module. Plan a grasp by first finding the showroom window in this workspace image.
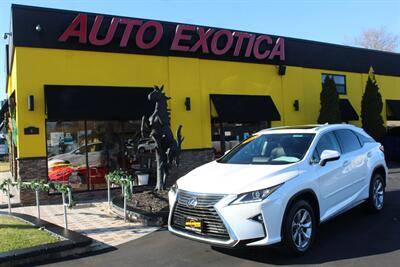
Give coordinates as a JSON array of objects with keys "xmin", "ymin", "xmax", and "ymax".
[
  {"xmin": 46, "ymin": 120, "xmax": 151, "ymax": 192},
  {"xmin": 321, "ymin": 74, "xmax": 347, "ymax": 94}
]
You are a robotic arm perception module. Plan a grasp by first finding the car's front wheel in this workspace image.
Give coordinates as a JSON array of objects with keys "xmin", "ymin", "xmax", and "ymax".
[
  {"xmin": 367, "ymin": 173, "xmax": 385, "ymax": 212},
  {"xmin": 282, "ymin": 200, "xmax": 316, "ymax": 255}
]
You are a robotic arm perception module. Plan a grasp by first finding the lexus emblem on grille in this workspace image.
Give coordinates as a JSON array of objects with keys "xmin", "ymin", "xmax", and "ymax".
[{"xmin": 187, "ymin": 197, "xmax": 198, "ymax": 208}]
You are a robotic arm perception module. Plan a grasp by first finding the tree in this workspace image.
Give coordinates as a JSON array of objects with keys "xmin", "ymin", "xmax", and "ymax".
[
  {"xmin": 347, "ymin": 27, "xmax": 399, "ymax": 52},
  {"xmin": 318, "ymin": 75, "xmax": 342, "ymax": 124},
  {"xmin": 361, "ymin": 67, "xmax": 386, "ymax": 141}
]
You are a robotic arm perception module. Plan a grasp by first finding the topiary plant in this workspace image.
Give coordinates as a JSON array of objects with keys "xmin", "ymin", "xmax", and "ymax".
[{"xmin": 317, "ymin": 75, "xmax": 342, "ymax": 124}]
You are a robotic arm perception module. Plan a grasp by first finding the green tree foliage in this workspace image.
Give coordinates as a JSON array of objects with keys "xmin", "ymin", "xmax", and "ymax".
[
  {"xmin": 361, "ymin": 68, "xmax": 386, "ymax": 141},
  {"xmin": 318, "ymin": 75, "xmax": 342, "ymax": 124}
]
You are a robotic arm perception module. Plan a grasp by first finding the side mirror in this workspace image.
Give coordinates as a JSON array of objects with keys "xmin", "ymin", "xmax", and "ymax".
[{"xmin": 319, "ymin": 150, "xmax": 340, "ymax": 166}]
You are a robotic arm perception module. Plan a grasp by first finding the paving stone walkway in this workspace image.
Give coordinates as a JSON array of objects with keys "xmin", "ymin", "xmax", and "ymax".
[{"xmin": 1, "ymin": 202, "xmax": 159, "ymax": 251}]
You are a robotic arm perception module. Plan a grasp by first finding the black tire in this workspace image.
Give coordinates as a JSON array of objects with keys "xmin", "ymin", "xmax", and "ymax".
[
  {"xmin": 138, "ymin": 147, "xmax": 145, "ymax": 153},
  {"xmin": 281, "ymin": 200, "xmax": 317, "ymax": 255},
  {"xmin": 366, "ymin": 173, "xmax": 385, "ymax": 213}
]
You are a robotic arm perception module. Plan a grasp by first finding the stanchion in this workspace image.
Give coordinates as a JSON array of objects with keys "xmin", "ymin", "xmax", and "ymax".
[
  {"xmin": 35, "ymin": 189, "xmax": 40, "ymax": 220},
  {"xmin": 7, "ymin": 183, "xmax": 11, "ymax": 214},
  {"xmin": 122, "ymin": 184, "xmax": 127, "ymax": 222},
  {"xmin": 62, "ymin": 192, "xmax": 68, "ymax": 229},
  {"xmin": 107, "ymin": 179, "xmax": 111, "ymax": 209}
]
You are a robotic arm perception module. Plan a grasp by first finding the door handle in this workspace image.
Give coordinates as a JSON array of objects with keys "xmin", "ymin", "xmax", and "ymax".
[{"xmin": 343, "ymin": 160, "xmax": 350, "ymax": 167}]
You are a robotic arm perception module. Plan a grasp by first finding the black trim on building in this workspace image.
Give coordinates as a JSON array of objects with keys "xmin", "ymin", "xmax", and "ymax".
[
  {"xmin": 210, "ymin": 94, "xmax": 281, "ymax": 123},
  {"xmin": 44, "ymin": 85, "xmax": 153, "ymax": 121},
  {"xmin": 9, "ymin": 4, "xmax": 400, "ymax": 77},
  {"xmin": 4, "ymin": 45, "xmax": 9, "ymax": 76},
  {"xmin": 386, "ymin": 100, "xmax": 400, "ymax": 120},
  {"xmin": 339, "ymin": 99, "xmax": 359, "ymax": 121}
]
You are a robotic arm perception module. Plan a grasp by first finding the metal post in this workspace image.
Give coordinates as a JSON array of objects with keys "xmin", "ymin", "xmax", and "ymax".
[
  {"xmin": 35, "ymin": 189, "xmax": 40, "ymax": 220},
  {"xmin": 7, "ymin": 183, "xmax": 11, "ymax": 214},
  {"xmin": 62, "ymin": 192, "xmax": 68, "ymax": 229},
  {"xmin": 122, "ymin": 184, "xmax": 127, "ymax": 222},
  {"xmin": 107, "ymin": 179, "xmax": 111, "ymax": 209}
]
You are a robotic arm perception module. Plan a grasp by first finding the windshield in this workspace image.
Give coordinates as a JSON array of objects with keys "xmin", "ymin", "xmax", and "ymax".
[{"xmin": 218, "ymin": 133, "xmax": 315, "ymax": 165}]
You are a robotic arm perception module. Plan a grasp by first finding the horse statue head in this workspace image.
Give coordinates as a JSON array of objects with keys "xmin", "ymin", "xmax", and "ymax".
[{"xmin": 148, "ymin": 85, "xmax": 170, "ymax": 103}]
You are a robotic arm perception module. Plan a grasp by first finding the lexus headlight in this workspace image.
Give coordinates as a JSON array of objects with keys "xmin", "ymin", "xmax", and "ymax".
[
  {"xmin": 170, "ymin": 183, "xmax": 178, "ymax": 194},
  {"xmin": 230, "ymin": 184, "xmax": 283, "ymax": 205}
]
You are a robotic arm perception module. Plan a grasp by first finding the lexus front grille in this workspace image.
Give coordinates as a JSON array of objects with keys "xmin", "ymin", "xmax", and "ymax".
[{"xmin": 171, "ymin": 190, "xmax": 230, "ymax": 240}]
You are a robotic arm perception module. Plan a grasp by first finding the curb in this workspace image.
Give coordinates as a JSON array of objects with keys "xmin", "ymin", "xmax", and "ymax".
[
  {"xmin": 0, "ymin": 213, "xmax": 92, "ymax": 267},
  {"xmin": 111, "ymin": 196, "xmax": 168, "ymax": 227}
]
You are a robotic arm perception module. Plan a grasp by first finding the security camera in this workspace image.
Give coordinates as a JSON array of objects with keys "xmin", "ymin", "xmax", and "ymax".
[{"xmin": 3, "ymin": 32, "xmax": 12, "ymax": 40}]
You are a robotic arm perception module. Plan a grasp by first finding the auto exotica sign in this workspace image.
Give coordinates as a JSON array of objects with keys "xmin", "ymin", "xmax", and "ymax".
[{"xmin": 58, "ymin": 13, "xmax": 285, "ymax": 61}]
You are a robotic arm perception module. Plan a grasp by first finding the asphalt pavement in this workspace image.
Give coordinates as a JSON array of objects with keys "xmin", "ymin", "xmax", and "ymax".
[{"xmin": 42, "ymin": 172, "xmax": 400, "ymax": 267}]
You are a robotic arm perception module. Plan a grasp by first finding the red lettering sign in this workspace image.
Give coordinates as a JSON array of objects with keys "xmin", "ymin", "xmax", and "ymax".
[
  {"xmin": 253, "ymin": 35, "xmax": 272, "ymax": 60},
  {"xmin": 58, "ymin": 13, "xmax": 285, "ymax": 61},
  {"xmin": 89, "ymin": 16, "xmax": 119, "ymax": 46},
  {"xmin": 119, "ymin": 18, "xmax": 142, "ymax": 47},
  {"xmin": 190, "ymin": 27, "xmax": 214, "ymax": 53},
  {"xmin": 58, "ymin": 13, "xmax": 87, "ymax": 43},
  {"xmin": 136, "ymin": 21, "xmax": 163, "ymax": 49},
  {"xmin": 233, "ymin": 32, "xmax": 250, "ymax": 56},
  {"xmin": 269, "ymin": 38, "xmax": 285, "ymax": 60},
  {"xmin": 210, "ymin": 30, "xmax": 234, "ymax": 56},
  {"xmin": 170, "ymin": 24, "xmax": 195, "ymax": 52}
]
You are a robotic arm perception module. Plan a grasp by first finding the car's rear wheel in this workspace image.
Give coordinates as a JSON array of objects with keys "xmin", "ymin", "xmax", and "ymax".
[
  {"xmin": 282, "ymin": 200, "xmax": 316, "ymax": 255},
  {"xmin": 367, "ymin": 173, "xmax": 385, "ymax": 212}
]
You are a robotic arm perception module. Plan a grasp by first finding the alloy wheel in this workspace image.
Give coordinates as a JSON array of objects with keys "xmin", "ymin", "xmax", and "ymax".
[
  {"xmin": 373, "ymin": 179, "xmax": 384, "ymax": 210},
  {"xmin": 291, "ymin": 208, "xmax": 312, "ymax": 251}
]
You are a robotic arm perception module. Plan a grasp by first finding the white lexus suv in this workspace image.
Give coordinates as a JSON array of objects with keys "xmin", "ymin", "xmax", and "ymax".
[{"xmin": 168, "ymin": 124, "xmax": 387, "ymax": 254}]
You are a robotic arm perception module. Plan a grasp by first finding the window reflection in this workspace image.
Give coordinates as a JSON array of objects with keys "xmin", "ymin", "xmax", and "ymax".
[
  {"xmin": 47, "ymin": 121, "xmax": 87, "ymax": 191},
  {"xmin": 46, "ymin": 120, "xmax": 146, "ymax": 191}
]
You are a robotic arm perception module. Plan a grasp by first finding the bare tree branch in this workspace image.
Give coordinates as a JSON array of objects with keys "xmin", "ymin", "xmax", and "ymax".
[{"xmin": 346, "ymin": 27, "xmax": 399, "ymax": 52}]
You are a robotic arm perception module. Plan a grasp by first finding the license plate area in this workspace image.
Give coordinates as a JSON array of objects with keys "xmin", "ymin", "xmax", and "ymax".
[{"xmin": 185, "ymin": 217, "xmax": 203, "ymax": 233}]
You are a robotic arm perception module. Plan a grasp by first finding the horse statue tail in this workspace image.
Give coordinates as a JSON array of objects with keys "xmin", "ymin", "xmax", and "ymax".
[
  {"xmin": 174, "ymin": 125, "xmax": 184, "ymax": 167},
  {"xmin": 177, "ymin": 125, "xmax": 184, "ymax": 148}
]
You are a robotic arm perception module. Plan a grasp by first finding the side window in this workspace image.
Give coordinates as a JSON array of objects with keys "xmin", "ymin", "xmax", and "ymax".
[
  {"xmin": 335, "ymin": 129, "xmax": 362, "ymax": 153},
  {"xmin": 354, "ymin": 131, "xmax": 375, "ymax": 146},
  {"xmin": 313, "ymin": 132, "xmax": 341, "ymax": 161}
]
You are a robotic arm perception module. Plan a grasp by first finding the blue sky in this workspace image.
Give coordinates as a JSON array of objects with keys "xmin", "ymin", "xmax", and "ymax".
[{"xmin": 0, "ymin": 0, "xmax": 399, "ymax": 99}]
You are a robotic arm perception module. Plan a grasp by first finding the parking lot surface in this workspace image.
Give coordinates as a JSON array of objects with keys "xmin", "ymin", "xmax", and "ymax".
[{"xmin": 43, "ymin": 173, "xmax": 400, "ymax": 266}]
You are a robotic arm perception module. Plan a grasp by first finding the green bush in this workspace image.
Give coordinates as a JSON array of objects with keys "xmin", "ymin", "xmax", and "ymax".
[
  {"xmin": 317, "ymin": 75, "xmax": 341, "ymax": 124},
  {"xmin": 361, "ymin": 68, "xmax": 386, "ymax": 141}
]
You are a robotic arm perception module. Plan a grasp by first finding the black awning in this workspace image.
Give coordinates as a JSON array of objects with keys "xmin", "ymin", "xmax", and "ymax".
[
  {"xmin": 339, "ymin": 99, "xmax": 359, "ymax": 121},
  {"xmin": 210, "ymin": 94, "xmax": 281, "ymax": 123},
  {"xmin": 45, "ymin": 85, "xmax": 153, "ymax": 121},
  {"xmin": 0, "ymin": 100, "xmax": 9, "ymax": 122},
  {"xmin": 386, "ymin": 100, "xmax": 400, "ymax": 120}
]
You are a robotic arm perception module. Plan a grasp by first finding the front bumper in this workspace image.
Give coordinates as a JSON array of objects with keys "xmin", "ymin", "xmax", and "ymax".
[{"xmin": 168, "ymin": 190, "xmax": 284, "ymax": 248}]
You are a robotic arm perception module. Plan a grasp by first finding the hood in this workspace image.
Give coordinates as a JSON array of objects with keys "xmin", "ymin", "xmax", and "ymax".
[{"xmin": 177, "ymin": 161, "xmax": 299, "ymax": 194}]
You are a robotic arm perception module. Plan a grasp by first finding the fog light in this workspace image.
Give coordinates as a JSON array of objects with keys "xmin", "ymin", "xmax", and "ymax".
[{"xmin": 251, "ymin": 213, "xmax": 264, "ymax": 223}]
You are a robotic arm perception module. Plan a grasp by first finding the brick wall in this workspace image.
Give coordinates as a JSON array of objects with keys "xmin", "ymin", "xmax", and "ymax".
[
  {"xmin": 17, "ymin": 157, "xmax": 54, "ymax": 205},
  {"xmin": 168, "ymin": 148, "xmax": 214, "ymax": 186}
]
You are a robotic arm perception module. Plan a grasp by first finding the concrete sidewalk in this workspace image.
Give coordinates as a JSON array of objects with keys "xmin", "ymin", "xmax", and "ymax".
[{"xmin": 1, "ymin": 202, "xmax": 159, "ymax": 251}]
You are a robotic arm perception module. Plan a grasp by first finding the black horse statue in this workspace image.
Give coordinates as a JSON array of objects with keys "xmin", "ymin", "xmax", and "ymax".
[{"xmin": 141, "ymin": 85, "xmax": 184, "ymax": 191}]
